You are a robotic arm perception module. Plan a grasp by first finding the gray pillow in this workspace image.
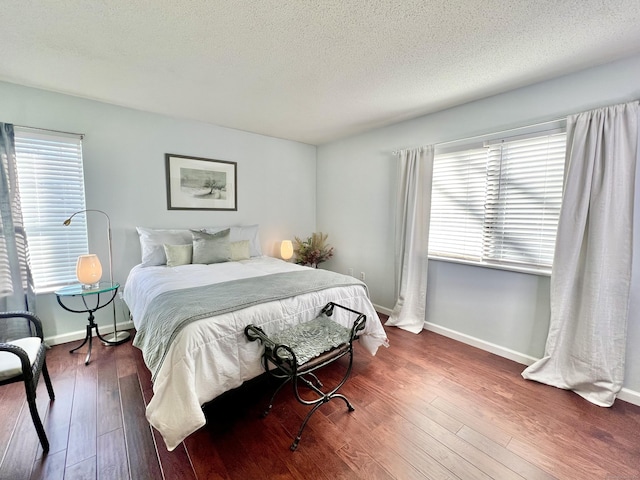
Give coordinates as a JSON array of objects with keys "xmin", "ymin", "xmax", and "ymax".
[
  {"xmin": 191, "ymin": 228, "xmax": 231, "ymax": 264},
  {"xmin": 163, "ymin": 244, "xmax": 193, "ymax": 267}
]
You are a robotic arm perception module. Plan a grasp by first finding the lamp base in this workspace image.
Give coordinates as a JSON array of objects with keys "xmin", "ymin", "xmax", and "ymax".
[{"xmin": 102, "ymin": 330, "xmax": 131, "ymax": 345}]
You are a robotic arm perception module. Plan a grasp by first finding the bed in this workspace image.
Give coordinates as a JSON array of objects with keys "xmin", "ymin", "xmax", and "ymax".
[{"xmin": 123, "ymin": 226, "xmax": 389, "ymax": 451}]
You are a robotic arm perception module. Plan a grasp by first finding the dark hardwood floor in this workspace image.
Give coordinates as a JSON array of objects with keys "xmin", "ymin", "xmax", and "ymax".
[{"xmin": 1, "ymin": 314, "xmax": 639, "ymax": 479}]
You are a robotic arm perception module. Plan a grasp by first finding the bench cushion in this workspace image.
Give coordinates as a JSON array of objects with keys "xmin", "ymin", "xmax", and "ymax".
[{"xmin": 270, "ymin": 314, "xmax": 352, "ymax": 365}]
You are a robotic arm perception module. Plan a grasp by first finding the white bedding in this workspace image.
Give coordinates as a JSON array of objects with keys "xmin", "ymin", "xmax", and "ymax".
[{"xmin": 123, "ymin": 256, "xmax": 388, "ymax": 450}]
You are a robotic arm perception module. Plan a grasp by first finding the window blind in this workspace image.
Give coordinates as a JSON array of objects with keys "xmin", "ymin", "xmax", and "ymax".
[
  {"xmin": 429, "ymin": 130, "xmax": 566, "ymax": 273},
  {"xmin": 482, "ymin": 134, "xmax": 566, "ymax": 269},
  {"xmin": 429, "ymin": 148, "xmax": 486, "ymax": 260},
  {"xmin": 14, "ymin": 128, "xmax": 88, "ymax": 292}
]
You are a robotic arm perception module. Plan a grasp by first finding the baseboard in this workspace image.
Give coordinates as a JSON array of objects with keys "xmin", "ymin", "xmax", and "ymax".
[
  {"xmin": 45, "ymin": 320, "xmax": 135, "ymax": 346},
  {"xmin": 423, "ymin": 321, "xmax": 539, "ymax": 366},
  {"xmin": 423, "ymin": 321, "xmax": 640, "ymax": 407},
  {"xmin": 618, "ymin": 387, "xmax": 640, "ymax": 407},
  {"xmin": 373, "ymin": 304, "xmax": 393, "ymax": 317}
]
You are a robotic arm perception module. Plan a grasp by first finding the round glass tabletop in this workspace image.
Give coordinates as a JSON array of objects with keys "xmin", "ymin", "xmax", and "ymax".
[{"xmin": 55, "ymin": 281, "xmax": 120, "ymax": 297}]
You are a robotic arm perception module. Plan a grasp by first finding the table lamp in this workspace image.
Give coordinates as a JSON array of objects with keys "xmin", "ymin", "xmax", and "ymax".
[
  {"xmin": 63, "ymin": 209, "xmax": 130, "ymax": 345},
  {"xmin": 281, "ymin": 240, "xmax": 294, "ymax": 261},
  {"xmin": 76, "ymin": 254, "xmax": 102, "ymax": 289}
]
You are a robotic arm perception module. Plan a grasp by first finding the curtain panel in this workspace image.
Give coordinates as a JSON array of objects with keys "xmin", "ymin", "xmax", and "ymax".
[
  {"xmin": 0, "ymin": 122, "xmax": 34, "ymax": 313},
  {"xmin": 386, "ymin": 146, "xmax": 434, "ymax": 334},
  {"xmin": 522, "ymin": 101, "xmax": 639, "ymax": 406}
]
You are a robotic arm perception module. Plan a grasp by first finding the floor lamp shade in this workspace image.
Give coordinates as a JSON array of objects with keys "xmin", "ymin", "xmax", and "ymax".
[{"xmin": 76, "ymin": 254, "xmax": 102, "ymax": 289}]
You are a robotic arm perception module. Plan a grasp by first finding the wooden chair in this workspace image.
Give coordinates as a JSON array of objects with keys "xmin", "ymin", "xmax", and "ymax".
[{"xmin": 0, "ymin": 311, "xmax": 55, "ymax": 452}]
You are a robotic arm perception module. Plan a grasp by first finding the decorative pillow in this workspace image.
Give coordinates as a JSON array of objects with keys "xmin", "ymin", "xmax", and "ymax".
[
  {"xmin": 204, "ymin": 224, "xmax": 262, "ymax": 257},
  {"xmin": 163, "ymin": 244, "xmax": 193, "ymax": 267},
  {"xmin": 191, "ymin": 228, "xmax": 231, "ymax": 264},
  {"xmin": 137, "ymin": 227, "xmax": 193, "ymax": 266},
  {"xmin": 230, "ymin": 240, "xmax": 250, "ymax": 261}
]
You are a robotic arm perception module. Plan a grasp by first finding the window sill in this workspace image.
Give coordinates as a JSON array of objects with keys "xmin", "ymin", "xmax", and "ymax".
[{"xmin": 428, "ymin": 255, "xmax": 551, "ymax": 277}]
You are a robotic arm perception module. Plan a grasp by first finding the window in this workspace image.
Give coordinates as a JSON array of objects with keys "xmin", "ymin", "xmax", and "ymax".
[
  {"xmin": 14, "ymin": 128, "xmax": 88, "ymax": 292},
  {"xmin": 429, "ymin": 127, "xmax": 566, "ymax": 274}
]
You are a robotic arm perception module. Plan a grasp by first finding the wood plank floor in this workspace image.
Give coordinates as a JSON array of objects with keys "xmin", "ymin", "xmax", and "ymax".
[{"xmin": 1, "ymin": 315, "xmax": 639, "ymax": 479}]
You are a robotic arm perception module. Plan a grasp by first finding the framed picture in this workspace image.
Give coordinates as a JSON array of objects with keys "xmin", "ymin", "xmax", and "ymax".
[{"xmin": 165, "ymin": 154, "xmax": 237, "ymax": 211}]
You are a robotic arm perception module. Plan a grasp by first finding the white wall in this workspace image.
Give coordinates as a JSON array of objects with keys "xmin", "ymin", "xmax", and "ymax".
[
  {"xmin": 0, "ymin": 81, "xmax": 317, "ymax": 340},
  {"xmin": 317, "ymin": 54, "xmax": 640, "ymax": 395}
]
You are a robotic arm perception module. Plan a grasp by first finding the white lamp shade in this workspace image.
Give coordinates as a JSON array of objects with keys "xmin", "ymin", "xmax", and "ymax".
[
  {"xmin": 280, "ymin": 240, "xmax": 294, "ymax": 260},
  {"xmin": 76, "ymin": 254, "xmax": 102, "ymax": 287}
]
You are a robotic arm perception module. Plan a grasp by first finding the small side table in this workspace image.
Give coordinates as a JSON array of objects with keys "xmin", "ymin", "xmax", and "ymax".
[{"xmin": 55, "ymin": 281, "xmax": 127, "ymax": 365}]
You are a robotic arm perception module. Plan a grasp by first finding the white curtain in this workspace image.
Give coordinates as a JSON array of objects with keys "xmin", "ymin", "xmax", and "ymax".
[
  {"xmin": 522, "ymin": 101, "xmax": 639, "ymax": 406},
  {"xmin": 386, "ymin": 146, "xmax": 434, "ymax": 334}
]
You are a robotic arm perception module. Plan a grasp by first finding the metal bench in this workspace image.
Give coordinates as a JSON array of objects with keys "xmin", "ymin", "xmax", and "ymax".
[{"xmin": 245, "ymin": 302, "xmax": 366, "ymax": 450}]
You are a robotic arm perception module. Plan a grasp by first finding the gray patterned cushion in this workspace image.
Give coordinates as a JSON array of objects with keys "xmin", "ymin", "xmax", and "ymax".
[{"xmin": 270, "ymin": 314, "xmax": 352, "ymax": 364}]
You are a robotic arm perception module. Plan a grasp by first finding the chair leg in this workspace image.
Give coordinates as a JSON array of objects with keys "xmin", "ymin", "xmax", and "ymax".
[
  {"xmin": 42, "ymin": 362, "xmax": 55, "ymax": 401},
  {"xmin": 26, "ymin": 393, "xmax": 50, "ymax": 453}
]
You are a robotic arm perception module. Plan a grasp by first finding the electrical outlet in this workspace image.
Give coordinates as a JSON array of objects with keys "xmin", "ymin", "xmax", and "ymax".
[
  {"xmin": 360, "ymin": 272, "xmax": 366, "ymax": 281},
  {"xmin": 348, "ymin": 268, "xmax": 354, "ymax": 276}
]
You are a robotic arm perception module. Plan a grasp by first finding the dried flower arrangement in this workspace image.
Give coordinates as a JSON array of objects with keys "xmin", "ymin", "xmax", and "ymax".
[{"xmin": 293, "ymin": 232, "xmax": 334, "ymax": 268}]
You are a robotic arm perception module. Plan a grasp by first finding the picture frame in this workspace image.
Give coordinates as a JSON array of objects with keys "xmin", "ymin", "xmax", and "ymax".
[{"xmin": 165, "ymin": 154, "xmax": 237, "ymax": 211}]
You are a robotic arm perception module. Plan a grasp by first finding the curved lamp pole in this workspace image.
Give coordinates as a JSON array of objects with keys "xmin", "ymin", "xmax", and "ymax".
[{"xmin": 63, "ymin": 209, "xmax": 130, "ymax": 345}]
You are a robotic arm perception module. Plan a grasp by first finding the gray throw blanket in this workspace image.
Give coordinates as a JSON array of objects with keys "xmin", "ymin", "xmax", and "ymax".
[{"xmin": 133, "ymin": 269, "xmax": 366, "ymax": 381}]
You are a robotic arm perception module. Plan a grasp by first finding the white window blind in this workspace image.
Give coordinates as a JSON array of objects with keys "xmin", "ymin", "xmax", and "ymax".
[
  {"xmin": 429, "ymin": 130, "xmax": 566, "ymax": 273},
  {"xmin": 14, "ymin": 128, "xmax": 88, "ymax": 292},
  {"xmin": 483, "ymin": 134, "xmax": 566, "ymax": 269},
  {"xmin": 429, "ymin": 148, "xmax": 486, "ymax": 260}
]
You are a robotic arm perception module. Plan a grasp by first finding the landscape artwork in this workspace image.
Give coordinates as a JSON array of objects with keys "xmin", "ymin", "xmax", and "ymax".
[{"xmin": 165, "ymin": 154, "xmax": 237, "ymax": 210}]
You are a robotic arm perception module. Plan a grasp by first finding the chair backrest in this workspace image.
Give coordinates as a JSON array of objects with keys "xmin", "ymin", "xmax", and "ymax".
[{"xmin": 0, "ymin": 315, "xmax": 33, "ymax": 343}]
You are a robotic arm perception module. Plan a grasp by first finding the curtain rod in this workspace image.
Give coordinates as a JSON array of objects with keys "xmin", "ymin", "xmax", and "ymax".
[
  {"xmin": 392, "ymin": 98, "xmax": 640, "ymax": 156},
  {"xmin": 14, "ymin": 124, "xmax": 84, "ymax": 139},
  {"xmin": 392, "ymin": 117, "xmax": 564, "ymax": 156}
]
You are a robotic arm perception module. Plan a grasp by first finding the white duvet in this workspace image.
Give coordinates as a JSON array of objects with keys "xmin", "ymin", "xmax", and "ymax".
[{"xmin": 123, "ymin": 256, "xmax": 388, "ymax": 450}]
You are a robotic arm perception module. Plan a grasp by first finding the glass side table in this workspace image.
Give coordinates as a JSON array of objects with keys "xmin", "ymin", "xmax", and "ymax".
[{"xmin": 55, "ymin": 281, "xmax": 126, "ymax": 365}]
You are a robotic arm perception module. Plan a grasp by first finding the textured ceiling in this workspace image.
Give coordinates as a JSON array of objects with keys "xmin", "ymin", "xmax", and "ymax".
[{"xmin": 2, "ymin": 1, "xmax": 640, "ymax": 145}]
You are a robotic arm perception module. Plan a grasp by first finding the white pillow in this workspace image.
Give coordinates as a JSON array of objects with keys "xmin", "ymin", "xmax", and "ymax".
[
  {"xmin": 137, "ymin": 227, "xmax": 193, "ymax": 266},
  {"xmin": 204, "ymin": 225, "xmax": 262, "ymax": 257}
]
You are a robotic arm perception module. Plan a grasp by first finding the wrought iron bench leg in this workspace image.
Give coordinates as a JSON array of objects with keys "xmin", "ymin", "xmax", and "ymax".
[
  {"xmin": 291, "ymin": 401, "xmax": 325, "ymax": 451},
  {"xmin": 331, "ymin": 393, "xmax": 355, "ymax": 411},
  {"xmin": 289, "ymin": 390, "xmax": 356, "ymax": 451},
  {"xmin": 262, "ymin": 377, "xmax": 291, "ymax": 417},
  {"xmin": 304, "ymin": 372, "xmax": 323, "ymax": 388}
]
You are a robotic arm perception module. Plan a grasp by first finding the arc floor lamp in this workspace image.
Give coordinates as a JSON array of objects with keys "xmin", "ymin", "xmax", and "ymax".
[{"xmin": 63, "ymin": 209, "xmax": 130, "ymax": 345}]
